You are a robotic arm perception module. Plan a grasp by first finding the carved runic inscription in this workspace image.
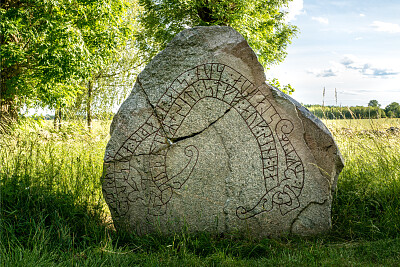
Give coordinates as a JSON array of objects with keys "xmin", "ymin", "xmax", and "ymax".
[{"xmin": 103, "ymin": 63, "xmax": 305, "ymax": 220}]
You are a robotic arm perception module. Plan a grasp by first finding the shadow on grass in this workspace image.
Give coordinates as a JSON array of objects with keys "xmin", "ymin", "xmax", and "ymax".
[
  {"xmin": 1, "ymin": 175, "xmax": 109, "ymax": 252},
  {"xmin": 0, "ymin": 174, "xmax": 306, "ymax": 258},
  {"xmin": 1, "ymin": 174, "xmax": 400, "ymax": 266}
]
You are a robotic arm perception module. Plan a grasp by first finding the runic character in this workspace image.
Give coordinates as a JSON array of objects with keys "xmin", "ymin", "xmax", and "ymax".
[
  {"xmin": 249, "ymin": 92, "xmax": 267, "ymax": 107},
  {"xmin": 182, "ymin": 88, "xmax": 199, "ymax": 106},
  {"xmin": 223, "ymin": 85, "xmax": 240, "ymax": 104},
  {"xmin": 210, "ymin": 63, "xmax": 223, "ymax": 80},
  {"xmin": 202, "ymin": 79, "xmax": 217, "ymax": 97},
  {"xmin": 247, "ymin": 112, "xmax": 264, "ymax": 129}
]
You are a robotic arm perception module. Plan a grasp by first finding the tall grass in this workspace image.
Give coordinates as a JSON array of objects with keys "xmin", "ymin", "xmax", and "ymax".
[
  {"xmin": 328, "ymin": 119, "xmax": 400, "ymax": 240},
  {"xmin": 1, "ymin": 118, "xmax": 400, "ymax": 265},
  {"xmin": 0, "ymin": 119, "xmax": 111, "ymax": 262}
]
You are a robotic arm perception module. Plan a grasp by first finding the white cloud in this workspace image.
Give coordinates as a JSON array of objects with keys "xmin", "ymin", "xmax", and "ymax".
[
  {"xmin": 340, "ymin": 55, "xmax": 399, "ymax": 78},
  {"xmin": 306, "ymin": 55, "xmax": 399, "ymax": 80},
  {"xmin": 341, "ymin": 55, "xmax": 357, "ymax": 66},
  {"xmin": 354, "ymin": 37, "xmax": 363, "ymax": 40},
  {"xmin": 371, "ymin": 21, "xmax": 400, "ymax": 33},
  {"xmin": 284, "ymin": 0, "xmax": 305, "ymax": 22},
  {"xmin": 318, "ymin": 69, "xmax": 337, "ymax": 77},
  {"xmin": 312, "ymin": 16, "xmax": 329, "ymax": 24},
  {"xmin": 307, "ymin": 68, "xmax": 338, "ymax": 77},
  {"xmin": 359, "ymin": 13, "xmax": 365, "ymax": 17}
]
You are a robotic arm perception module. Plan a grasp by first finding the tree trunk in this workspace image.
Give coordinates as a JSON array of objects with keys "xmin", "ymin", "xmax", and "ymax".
[
  {"xmin": 1, "ymin": 51, "xmax": 21, "ymax": 130},
  {"xmin": 53, "ymin": 109, "xmax": 58, "ymax": 130},
  {"xmin": 87, "ymin": 80, "xmax": 93, "ymax": 132},
  {"xmin": 54, "ymin": 108, "xmax": 62, "ymax": 130},
  {"xmin": 0, "ymin": 96, "xmax": 19, "ymax": 133}
]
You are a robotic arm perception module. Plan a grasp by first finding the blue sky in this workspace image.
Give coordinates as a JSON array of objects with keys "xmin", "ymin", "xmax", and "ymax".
[{"xmin": 266, "ymin": 0, "xmax": 400, "ymax": 107}]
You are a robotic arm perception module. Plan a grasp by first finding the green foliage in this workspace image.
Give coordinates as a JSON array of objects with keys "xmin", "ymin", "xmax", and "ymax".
[
  {"xmin": 305, "ymin": 101, "xmax": 400, "ymax": 119},
  {"xmin": 1, "ymin": 0, "xmax": 133, "ymax": 111},
  {"xmin": 267, "ymin": 78, "xmax": 295, "ymax": 95},
  {"xmin": 71, "ymin": 41, "xmax": 144, "ymax": 123},
  {"xmin": 385, "ymin": 102, "xmax": 400, "ymax": 118},
  {"xmin": 135, "ymin": 0, "xmax": 298, "ymax": 68},
  {"xmin": 368, "ymin": 99, "xmax": 380, "ymax": 108},
  {"xmin": 2, "ymin": 118, "xmax": 400, "ymax": 265},
  {"xmin": 305, "ymin": 105, "xmax": 393, "ymax": 119}
]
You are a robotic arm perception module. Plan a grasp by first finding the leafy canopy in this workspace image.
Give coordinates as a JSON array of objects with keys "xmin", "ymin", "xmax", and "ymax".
[
  {"xmin": 1, "ymin": 0, "xmax": 133, "ymax": 109},
  {"xmin": 368, "ymin": 100, "xmax": 380, "ymax": 108},
  {"xmin": 135, "ymin": 0, "xmax": 298, "ymax": 68},
  {"xmin": 385, "ymin": 102, "xmax": 400, "ymax": 118}
]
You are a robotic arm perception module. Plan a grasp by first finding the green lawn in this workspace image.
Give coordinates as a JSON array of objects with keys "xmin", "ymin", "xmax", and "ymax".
[{"xmin": 1, "ymin": 118, "xmax": 399, "ymax": 266}]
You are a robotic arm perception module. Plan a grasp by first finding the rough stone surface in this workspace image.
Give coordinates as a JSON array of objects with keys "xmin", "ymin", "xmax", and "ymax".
[{"xmin": 102, "ymin": 26, "xmax": 344, "ymax": 238}]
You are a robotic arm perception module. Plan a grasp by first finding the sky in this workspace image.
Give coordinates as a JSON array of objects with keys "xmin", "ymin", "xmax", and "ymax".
[{"xmin": 266, "ymin": 0, "xmax": 400, "ymax": 107}]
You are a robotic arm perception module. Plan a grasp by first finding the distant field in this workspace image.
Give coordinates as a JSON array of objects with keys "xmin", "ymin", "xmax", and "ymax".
[
  {"xmin": 324, "ymin": 118, "xmax": 400, "ymax": 131},
  {"xmin": 1, "ymin": 118, "xmax": 399, "ymax": 266}
]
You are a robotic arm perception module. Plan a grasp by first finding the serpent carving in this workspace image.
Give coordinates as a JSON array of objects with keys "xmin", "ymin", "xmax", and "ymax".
[{"xmin": 103, "ymin": 63, "xmax": 304, "ymax": 220}]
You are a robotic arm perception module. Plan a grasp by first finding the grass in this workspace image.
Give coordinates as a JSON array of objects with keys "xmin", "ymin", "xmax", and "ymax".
[
  {"xmin": 1, "ymin": 118, "xmax": 400, "ymax": 266},
  {"xmin": 327, "ymin": 119, "xmax": 400, "ymax": 241}
]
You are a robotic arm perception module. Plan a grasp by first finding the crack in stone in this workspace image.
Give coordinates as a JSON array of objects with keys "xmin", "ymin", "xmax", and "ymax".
[
  {"xmin": 169, "ymin": 107, "xmax": 232, "ymax": 144},
  {"xmin": 128, "ymin": 78, "xmax": 273, "ymax": 159},
  {"xmin": 164, "ymin": 82, "xmax": 266, "ymax": 144},
  {"xmin": 137, "ymin": 76, "xmax": 266, "ymax": 146},
  {"xmin": 289, "ymin": 198, "xmax": 328, "ymax": 234},
  {"xmin": 107, "ymin": 103, "xmax": 234, "ymax": 163}
]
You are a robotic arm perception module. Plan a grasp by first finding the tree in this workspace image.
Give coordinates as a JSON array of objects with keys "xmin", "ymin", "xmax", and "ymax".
[
  {"xmin": 385, "ymin": 102, "xmax": 400, "ymax": 118},
  {"xmin": 72, "ymin": 42, "xmax": 144, "ymax": 131},
  {"xmin": 1, "ymin": 0, "xmax": 134, "ymax": 127},
  {"xmin": 368, "ymin": 100, "xmax": 381, "ymax": 108},
  {"xmin": 77, "ymin": 2, "xmax": 142, "ymax": 131},
  {"xmin": 135, "ymin": 0, "xmax": 298, "ymax": 68}
]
